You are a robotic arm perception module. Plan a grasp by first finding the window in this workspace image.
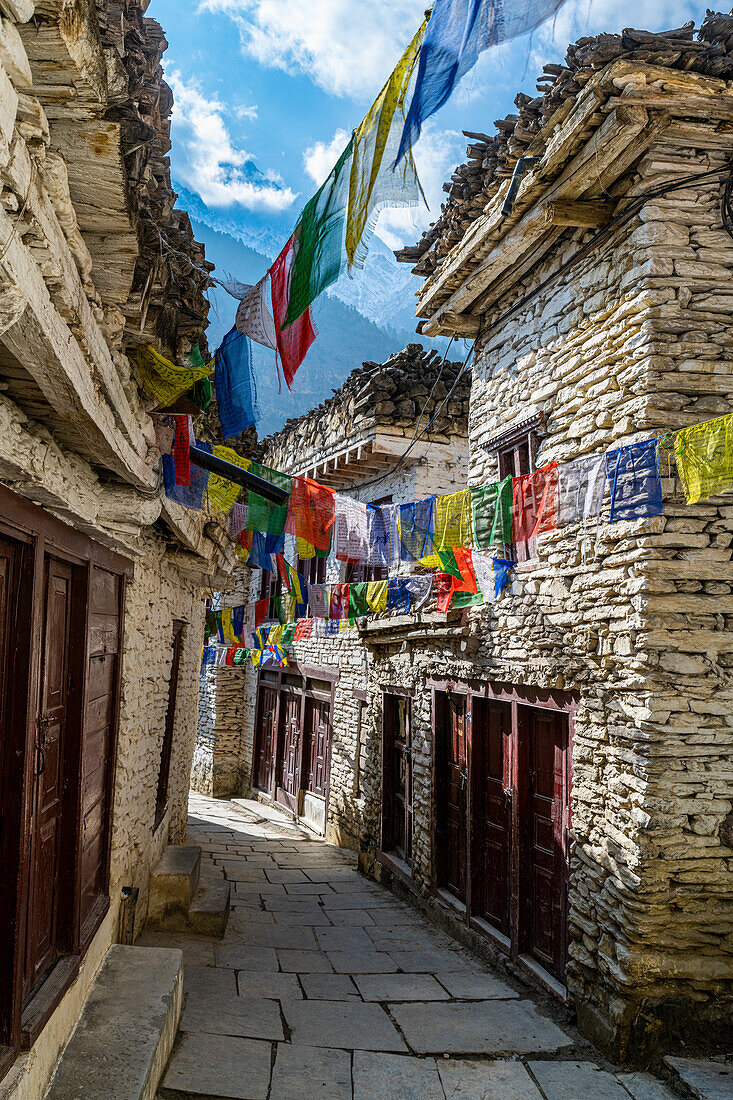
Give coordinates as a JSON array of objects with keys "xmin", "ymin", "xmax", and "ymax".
[
  {"xmin": 488, "ymin": 417, "xmax": 542, "ymax": 563},
  {"xmin": 155, "ymin": 621, "xmax": 185, "ymax": 827},
  {"xmin": 298, "ymin": 554, "xmax": 327, "ymax": 588},
  {"xmin": 259, "ymin": 569, "xmax": 282, "ymax": 620}
]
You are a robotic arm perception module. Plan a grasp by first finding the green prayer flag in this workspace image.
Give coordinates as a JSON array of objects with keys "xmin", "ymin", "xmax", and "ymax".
[
  {"xmin": 349, "ymin": 582, "xmax": 370, "ymax": 618},
  {"xmin": 437, "ymin": 549, "xmax": 462, "ymax": 579},
  {"xmin": 285, "ymin": 136, "xmax": 355, "ymax": 327},
  {"xmin": 451, "ymin": 590, "xmax": 483, "ymax": 610},
  {"xmin": 281, "ymin": 622, "xmax": 297, "ymax": 646},
  {"xmin": 471, "ymin": 477, "xmax": 513, "ymax": 549},
  {"xmin": 246, "ymin": 462, "xmax": 292, "ymax": 536}
]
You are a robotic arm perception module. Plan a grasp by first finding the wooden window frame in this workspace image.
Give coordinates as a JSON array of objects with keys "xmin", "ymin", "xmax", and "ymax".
[
  {"xmin": 0, "ymin": 486, "xmax": 131, "ymax": 1080},
  {"xmin": 484, "ymin": 415, "xmax": 543, "ymax": 563}
]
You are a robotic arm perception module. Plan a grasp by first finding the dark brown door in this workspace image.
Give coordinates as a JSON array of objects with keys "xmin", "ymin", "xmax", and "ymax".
[
  {"xmin": 276, "ymin": 690, "xmax": 301, "ymax": 812},
  {"xmin": 302, "ymin": 696, "xmax": 330, "ymax": 798},
  {"xmin": 436, "ymin": 692, "xmax": 468, "ymax": 903},
  {"xmin": 382, "ymin": 694, "xmax": 412, "ymax": 864},
  {"xmin": 472, "ymin": 699, "xmax": 512, "ymax": 934},
  {"xmin": 23, "ymin": 558, "xmax": 73, "ymax": 1000},
  {"xmin": 254, "ymin": 683, "xmax": 278, "ymax": 792},
  {"xmin": 155, "ymin": 621, "xmax": 184, "ymax": 827},
  {"xmin": 519, "ymin": 707, "xmax": 569, "ymax": 981}
]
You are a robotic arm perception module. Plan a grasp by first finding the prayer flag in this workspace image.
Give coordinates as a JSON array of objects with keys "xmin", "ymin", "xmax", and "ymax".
[
  {"xmin": 214, "ymin": 326, "xmax": 258, "ymax": 440},
  {"xmin": 434, "ymin": 490, "xmax": 474, "ymax": 551},
  {"xmin": 674, "ymin": 414, "xmax": 733, "ymax": 504},
  {"xmin": 287, "ymin": 477, "xmax": 336, "ymax": 552},
  {"xmin": 387, "ymin": 578, "xmax": 411, "ymax": 613},
  {"xmin": 173, "ymin": 415, "xmax": 192, "ymax": 486},
  {"xmin": 395, "ymin": 0, "xmax": 565, "ymax": 164},
  {"xmin": 367, "ymin": 503, "xmax": 400, "ymax": 571},
  {"xmin": 366, "ymin": 580, "xmax": 389, "ymax": 613},
  {"xmin": 228, "ymin": 502, "xmax": 249, "ymax": 538},
  {"xmin": 254, "ymin": 599, "xmax": 268, "ymax": 628},
  {"xmin": 471, "ymin": 476, "xmax": 513, "ymax": 548},
  {"xmin": 493, "ymin": 558, "xmax": 515, "ymax": 598},
  {"xmin": 605, "ymin": 439, "xmax": 663, "ymax": 522},
  {"xmin": 136, "ymin": 344, "xmax": 214, "ymax": 408},
  {"xmin": 404, "ymin": 574, "xmax": 433, "ymax": 611},
  {"xmin": 400, "ymin": 496, "xmax": 436, "ymax": 562},
  {"xmin": 349, "ymin": 582, "xmax": 370, "ymax": 618},
  {"xmin": 512, "ymin": 462, "xmax": 558, "ymax": 542},
  {"xmin": 435, "ymin": 572, "xmax": 455, "ymax": 614},
  {"xmin": 556, "ymin": 454, "xmax": 606, "ymax": 527},
  {"xmin": 282, "ymin": 622, "xmax": 297, "ymax": 646},
  {"xmin": 294, "ymin": 618, "xmax": 313, "ymax": 641},
  {"xmin": 270, "ymin": 235, "xmax": 316, "ymax": 390},
  {"xmin": 286, "ymin": 137, "xmax": 355, "ymax": 326},
  {"xmin": 309, "ymin": 584, "xmax": 329, "ymax": 619},
  {"xmin": 335, "ymin": 495, "xmax": 370, "ymax": 563},
  {"xmin": 247, "ymin": 463, "xmax": 292, "ymax": 537},
  {"xmin": 329, "ymin": 584, "xmax": 350, "ymax": 620},
  {"xmin": 162, "ymin": 442, "xmax": 210, "ymax": 511},
  {"xmin": 345, "ymin": 19, "xmax": 427, "ymax": 269},
  {"xmin": 208, "ymin": 446, "xmax": 252, "ymax": 517},
  {"xmin": 235, "ymin": 276, "xmax": 277, "ymax": 351}
]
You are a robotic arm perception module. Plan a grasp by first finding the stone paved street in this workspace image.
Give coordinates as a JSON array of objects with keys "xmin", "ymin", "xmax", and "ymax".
[{"xmin": 145, "ymin": 794, "xmax": 680, "ymax": 1100}]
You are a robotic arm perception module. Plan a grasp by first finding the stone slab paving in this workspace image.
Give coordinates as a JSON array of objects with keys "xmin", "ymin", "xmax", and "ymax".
[
  {"xmin": 158, "ymin": 793, "xmax": 683, "ymax": 1099},
  {"xmin": 664, "ymin": 1057, "xmax": 733, "ymax": 1099}
]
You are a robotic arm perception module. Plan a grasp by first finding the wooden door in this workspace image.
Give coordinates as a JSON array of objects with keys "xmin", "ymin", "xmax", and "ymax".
[
  {"xmin": 23, "ymin": 558, "xmax": 72, "ymax": 999},
  {"xmin": 382, "ymin": 695, "xmax": 412, "ymax": 864},
  {"xmin": 254, "ymin": 683, "xmax": 278, "ymax": 792},
  {"xmin": 436, "ymin": 693, "xmax": 468, "ymax": 903},
  {"xmin": 302, "ymin": 696, "xmax": 330, "ymax": 798},
  {"xmin": 276, "ymin": 690, "xmax": 301, "ymax": 812},
  {"xmin": 519, "ymin": 707, "xmax": 569, "ymax": 981},
  {"xmin": 472, "ymin": 698, "xmax": 512, "ymax": 934},
  {"xmin": 155, "ymin": 621, "xmax": 184, "ymax": 827}
]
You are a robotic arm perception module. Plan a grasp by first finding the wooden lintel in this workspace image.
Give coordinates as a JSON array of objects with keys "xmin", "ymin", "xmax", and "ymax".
[{"xmin": 543, "ymin": 199, "xmax": 614, "ymax": 228}]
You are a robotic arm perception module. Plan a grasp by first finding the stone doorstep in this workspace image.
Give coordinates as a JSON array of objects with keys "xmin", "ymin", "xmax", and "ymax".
[
  {"xmin": 147, "ymin": 845, "xmax": 230, "ymax": 938},
  {"xmin": 664, "ymin": 1056, "xmax": 733, "ymax": 1099},
  {"xmin": 43, "ymin": 945, "xmax": 182, "ymax": 1100}
]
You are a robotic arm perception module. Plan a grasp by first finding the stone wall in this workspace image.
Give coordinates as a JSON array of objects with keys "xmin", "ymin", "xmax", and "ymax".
[{"xmin": 193, "ymin": 663, "xmax": 258, "ymax": 798}]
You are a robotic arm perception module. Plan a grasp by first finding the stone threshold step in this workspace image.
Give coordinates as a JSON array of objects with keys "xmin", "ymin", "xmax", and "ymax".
[
  {"xmin": 147, "ymin": 847, "xmax": 230, "ymax": 937},
  {"xmin": 44, "ymin": 945, "xmax": 182, "ymax": 1100}
]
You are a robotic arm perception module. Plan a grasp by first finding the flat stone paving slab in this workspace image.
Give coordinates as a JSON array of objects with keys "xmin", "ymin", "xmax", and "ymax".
[
  {"xmin": 665, "ymin": 1057, "xmax": 733, "ymax": 1100},
  {"xmin": 180, "ymin": 990, "xmax": 284, "ymax": 1041},
  {"xmin": 214, "ymin": 944, "xmax": 279, "ymax": 971},
  {"xmin": 528, "ymin": 1061, "xmax": 632, "ymax": 1099},
  {"xmin": 435, "ymin": 970, "xmax": 520, "ymax": 1000},
  {"xmin": 299, "ymin": 973, "xmax": 361, "ymax": 1000},
  {"xmin": 617, "ymin": 1072, "xmax": 680, "ymax": 1099},
  {"xmin": 352, "ymin": 1051, "xmax": 444, "ymax": 1099},
  {"xmin": 388, "ymin": 948, "xmax": 479, "ymax": 973},
  {"xmin": 236, "ymin": 971, "xmax": 303, "ymax": 1000},
  {"xmin": 438, "ymin": 1058, "xmax": 543, "ymax": 1099},
  {"xmin": 390, "ymin": 1000, "xmax": 572, "ymax": 1055},
  {"xmin": 326, "ymin": 950, "xmax": 399, "ymax": 974},
  {"xmin": 354, "ymin": 973, "xmax": 450, "ymax": 1002},
  {"xmin": 315, "ymin": 928, "xmax": 375, "ymax": 951},
  {"xmin": 269, "ymin": 1045, "xmax": 352, "ymax": 1100},
  {"xmin": 272, "ymin": 909, "xmax": 334, "ymax": 926},
  {"xmin": 281, "ymin": 999, "xmax": 407, "ymax": 1051},
  {"xmin": 238, "ymin": 925, "xmax": 317, "ymax": 950},
  {"xmin": 183, "ymin": 965, "xmax": 236, "ymax": 996},
  {"xmin": 159, "ymin": 1033, "xmax": 271, "ymax": 1099}
]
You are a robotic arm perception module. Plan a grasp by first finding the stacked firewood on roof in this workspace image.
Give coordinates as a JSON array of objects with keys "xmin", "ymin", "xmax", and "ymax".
[
  {"xmin": 97, "ymin": 0, "xmax": 213, "ymax": 358},
  {"xmin": 263, "ymin": 344, "xmax": 470, "ymax": 470},
  {"xmin": 396, "ymin": 13, "xmax": 733, "ymax": 277}
]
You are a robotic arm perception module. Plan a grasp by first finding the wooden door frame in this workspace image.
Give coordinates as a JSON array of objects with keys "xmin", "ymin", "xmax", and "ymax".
[
  {"xmin": 252, "ymin": 678, "xmax": 279, "ymax": 795},
  {"xmin": 0, "ymin": 487, "xmax": 131, "ymax": 1080},
  {"xmin": 154, "ymin": 620, "xmax": 186, "ymax": 830}
]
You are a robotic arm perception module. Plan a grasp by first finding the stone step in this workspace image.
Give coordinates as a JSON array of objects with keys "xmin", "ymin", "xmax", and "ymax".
[
  {"xmin": 664, "ymin": 1055, "xmax": 733, "ymax": 1099},
  {"xmin": 156, "ymin": 878, "xmax": 231, "ymax": 938},
  {"xmin": 147, "ymin": 846, "xmax": 201, "ymax": 929},
  {"xmin": 43, "ymin": 945, "xmax": 182, "ymax": 1100}
]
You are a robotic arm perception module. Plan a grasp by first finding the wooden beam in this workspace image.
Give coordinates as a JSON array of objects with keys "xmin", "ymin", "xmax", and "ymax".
[{"xmin": 543, "ymin": 200, "xmax": 614, "ymax": 228}]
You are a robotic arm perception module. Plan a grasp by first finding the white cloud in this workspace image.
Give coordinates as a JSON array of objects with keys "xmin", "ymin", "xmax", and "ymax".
[
  {"xmin": 167, "ymin": 69, "xmax": 297, "ymax": 211},
  {"xmin": 199, "ymin": 0, "xmax": 428, "ymax": 100},
  {"xmin": 234, "ymin": 103, "xmax": 259, "ymax": 121},
  {"xmin": 303, "ymin": 128, "xmax": 351, "ymax": 186}
]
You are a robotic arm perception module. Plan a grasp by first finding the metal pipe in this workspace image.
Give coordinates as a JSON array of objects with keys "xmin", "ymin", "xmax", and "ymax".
[
  {"xmin": 189, "ymin": 446, "xmax": 289, "ymax": 505},
  {"xmin": 501, "ymin": 156, "xmax": 541, "ymax": 218}
]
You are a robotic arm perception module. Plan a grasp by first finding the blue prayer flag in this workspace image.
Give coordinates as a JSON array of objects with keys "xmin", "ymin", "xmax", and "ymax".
[
  {"xmin": 399, "ymin": 496, "xmax": 435, "ymax": 562},
  {"xmin": 163, "ymin": 441, "xmax": 210, "ymax": 510},
  {"xmin": 605, "ymin": 439, "xmax": 663, "ymax": 522},
  {"xmin": 214, "ymin": 326, "xmax": 258, "ymax": 440},
  {"xmin": 387, "ymin": 578, "xmax": 411, "ymax": 614}
]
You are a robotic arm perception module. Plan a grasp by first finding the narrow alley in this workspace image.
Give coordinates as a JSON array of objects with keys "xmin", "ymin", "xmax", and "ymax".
[{"xmin": 142, "ymin": 794, "xmax": 677, "ymax": 1100}]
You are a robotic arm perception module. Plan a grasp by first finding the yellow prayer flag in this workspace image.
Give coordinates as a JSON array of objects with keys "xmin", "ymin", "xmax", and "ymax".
[
  {"xmin": 220, "ymin": 608, "xmax": 237, "ymax": 645},
  {"xmin": 366, "ymin": 580, "xmax": 389, "ymax": 613},
  {"xmin": 675, "ymin": 414, "xmax": 733, "ymax": 504},
  {"xmin": 297, "ymin": 537, "xmax": 315, "ymax": 560},
  {"xmin": 345, "ymin": 18, "xmax": 427, "ymax": 269},
  {"xmin": 208, "ymin": 446, "xmax": 251, "ymax": 517},
  {"xmin": 136, "ymin": 345, "xmax": 213, "ymax": 408},
  {"xmin": 434, "ymin": 490, "xmax": 474, "ymax": 551}
]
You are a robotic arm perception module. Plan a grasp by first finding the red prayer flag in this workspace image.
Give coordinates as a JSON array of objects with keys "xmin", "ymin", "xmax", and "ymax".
[
  {"xmin": 173, "ymin": 414, "xmax": 191, "ymax": 486},
  {"xmin": 270, "ymin": 236, "xmax": 316, "ymax": 389},
  {"xmin": 286, "ymin": 477, "xmax": 336, "ymax": 552},
  {"xmin": 434, "ymin": 573, "xmax": 454, "ymax": 614},
  {"xmin": 512, "ymin": 462, "xmax": 558, "ymax": 542},
  {"xmin": 254, "ymin": 598, "xmax": 269, "ymax": 628},
  {"xmin": 293, "ymin": 618, "xmax": 313, "ymax": 640},
  {"xmin": 226, "ymin": 647, "xmax": 236, "ymax": 665},
  {"xmin": 275, "ymin": 552, "xmax": 291, "ymax": 591}
]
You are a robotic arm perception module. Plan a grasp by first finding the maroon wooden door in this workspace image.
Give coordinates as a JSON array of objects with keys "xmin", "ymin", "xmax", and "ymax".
[
  {"xmin": 302, "ymin": 696, "xmax": 330, "ymax": 798},
  {"xmin": 519, "ymin": 707, "xmax": 569, "ymax": 981},
  {"xmin": 382, "ymin": 695, "xmax": 412, "ymax": 864},
  {"xmin": 276, "ymin": 690, "xmax": 301, "ymax": 812},
  {"xmin": 23, "ymin": 558, "xmax": 73, "ymax": 999},
  {"xmin": 436, "ymin": 693, "xmax": 468, "ymax": 903},
  {"xmin": 472, "ymin": 699, "xmax": 512, "ymax": 934},
  {"xmin": 254, "ymin": 683, "xmax": 278, "ymax": 792}
]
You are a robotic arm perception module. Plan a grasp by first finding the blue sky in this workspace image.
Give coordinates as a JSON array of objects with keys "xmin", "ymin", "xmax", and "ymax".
[{"xmin": 149, "ymin": 0, "xmax": 712, "ymax": 263}]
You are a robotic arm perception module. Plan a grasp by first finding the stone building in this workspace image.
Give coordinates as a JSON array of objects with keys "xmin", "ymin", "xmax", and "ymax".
[
  {"xmin": 382, "ymin": 14, "xmax": 733, "ymax": 1060},
  {"xmin": 0, "ymin": 2, "xmax": 229, "ymax": 1095},
  {"xmin": 195, "ymin": 344, "xmax": 471, "ymax": 850}
]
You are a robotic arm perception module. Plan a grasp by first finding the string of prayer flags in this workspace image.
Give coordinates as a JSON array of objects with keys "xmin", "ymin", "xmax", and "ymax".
[
  {"xmin": 557, "ymin": 454, "xmax": 606, "ymax": 528},
  {"xmin": 400, "ymin": 496, "xmax": 436, "ymax": 562},
  {"xmin": 136, "ymin": 344, "xmax": 214, "ymax": 408},
  {"xmin": 235, "ymin": 276, "xmax": 278, "ymax": 351},
  {"xmin": 334, "ymin": 495, "xmax": 369, "ymax": 563},
  {"xmin": 287, "ymin": 477, "xmax": 336, "ymax": 552},
  {"xmin": 345, "ymin": 18, "xmax": 427, "ymax": 270},
  {"xmin": 270, "ymin": 235, "xmax": 317, "ymax": 390},
  {"xmin": 173, "ymin": 415, "xmax": 192, "ymax": 486},
  {"xmin": 395, "ymin": 0, "xmax": 566, "ymax": 165},
  {"xmin": 208, "ymin": 446, "xmax": 252, "ymax": 517},
  {"xmin": 163, "ymin": 442, "xmax": 210, "ymax": 510},
  {"xmin": 674, "ymin": 414, "xmax": 733, "ymax": 504},
  {"xmin": 435, "ymin": 490, "xmax": 474, "ymax": 551},
  {"xmin": 349, "ymin": 582, "xmax": 370, "ymax": 618},
  {"xmin": 285, "ymin": 136, "xmax": 355, "ymax": 327},
  {"xmin": 471, "ymin": 476, "xmax": 513, "ymax": 548},
  {"xmin": 512, "ymin": 462, "xmax": 558, "ymax": 542},
  {"xmin": 329, "ymin": 584, "xmax": 350, "ymax": 620},
  {"xmin": 214, "ymin": 326, "xmax": 258, "ymax": 440},
  {"xmin": 606, "ymin": 439, "xmax": 663, "ymax": 522},
  {"xmin": 367, "ymin": 503, "xmax": 400, "ymax": 571},
  {"xmin": 366, "ymin": 580, "xmax": 389, "ymax": 613}
]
